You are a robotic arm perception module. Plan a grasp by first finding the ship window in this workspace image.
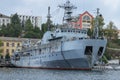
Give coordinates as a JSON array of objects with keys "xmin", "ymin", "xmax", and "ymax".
[
  {"xmin": 85, "ymin": 46, "xmax": 92, "ymax": 55},
  {"xmin": 98, "ymin": 47, "xmax": 104, "ymax": 56},
  {"xmin": 56, "ymin": 31, "xmax": 59, "ymax": 33},
  {"xmin": 39, "ymin": 49, "xmax": 41, "ymax": 52},
  {"xmin": 79, "ymin": 38, "xmax": 83, "ymax": 40}
]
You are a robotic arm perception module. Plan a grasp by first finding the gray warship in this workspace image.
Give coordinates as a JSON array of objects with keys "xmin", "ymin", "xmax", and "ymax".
[{"xmin": 11, "ymin": 0, "xmax": 107, "ymax": 70}]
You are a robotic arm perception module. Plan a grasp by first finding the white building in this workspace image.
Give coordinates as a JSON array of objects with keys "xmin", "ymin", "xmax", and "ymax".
[
  {"xmin": 0, "ymin": 13, "xmax": 11, "ymax": 26},
  {"xmin": 17, "ymin": 14, "xmax": 42, "ymax": 30}
]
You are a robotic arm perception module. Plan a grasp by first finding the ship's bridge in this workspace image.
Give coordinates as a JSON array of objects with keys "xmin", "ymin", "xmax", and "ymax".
[{"xmin": 54, "ymin": 28, "xmax": 88, "ymax": 39}]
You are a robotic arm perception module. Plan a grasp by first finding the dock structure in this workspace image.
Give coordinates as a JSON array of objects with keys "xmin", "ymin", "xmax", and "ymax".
[
  {"xmin": 93, "ymin": 65, "xmax": 120, "ymax": 71},
  {"xmin": 0, "ymin": 60, "xmax": 14, "ymax": 68}
]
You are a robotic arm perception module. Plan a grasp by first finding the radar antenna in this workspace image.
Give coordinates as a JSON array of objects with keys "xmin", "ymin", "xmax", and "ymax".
[{"xmin": 59, "ymin": 0, "xmax": 77, "ymax": 24}]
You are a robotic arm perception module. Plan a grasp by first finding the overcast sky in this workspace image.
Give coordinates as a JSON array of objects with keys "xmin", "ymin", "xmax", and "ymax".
[{"xmin": 0, "ymin": 0, "xmax": 120, "ymax": 29}]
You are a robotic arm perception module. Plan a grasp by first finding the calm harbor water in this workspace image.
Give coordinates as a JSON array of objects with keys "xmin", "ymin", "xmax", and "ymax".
[{"xmin": 0, "ymin": 68, "xmax": 120, "ymax": 80}]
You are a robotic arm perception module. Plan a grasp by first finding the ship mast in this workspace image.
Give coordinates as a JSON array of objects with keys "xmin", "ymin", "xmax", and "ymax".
[
  {"xmin": 59, "ymin": 0, "xmax": 77, "ymax": 26},
  {"xmin": 93, "ymin": 8, "xmax": 100, "ymax": 39},
  {"xmin": 47, "ymin": 6, "xmax": 51, "ymax": 31}
]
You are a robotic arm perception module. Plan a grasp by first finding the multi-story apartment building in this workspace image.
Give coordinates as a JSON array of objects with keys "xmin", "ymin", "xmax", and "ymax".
[
  {"xmin": 0, "ymin": 13, "xmax": 11, "ymax": 26},
  {"xmin": 0, "ymin": 37, "xmax": 39, "ymax": 57},
  {"xmin": 73, "ymin": 11, "xmax": 93, "ymax": 29},
  {"xmin": 0, "ymin": 13, "xmax": 42, "ymax": 30},
  {"xmin": 14, "ymin": 14, "xmax": 42, "ymax": 30}
]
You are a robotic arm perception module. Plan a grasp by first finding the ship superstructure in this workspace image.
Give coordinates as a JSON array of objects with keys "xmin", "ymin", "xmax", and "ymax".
[{"xmin": 11, "ymin": 0, "xmax": 107, "ymax": 70}]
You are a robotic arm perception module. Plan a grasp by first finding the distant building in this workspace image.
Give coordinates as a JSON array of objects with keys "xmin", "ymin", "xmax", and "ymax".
[
  {"xmin": 15, "ymin": 14, "xmax": 42, "ymax": 30},
  {"xmin": 73, "ymin": 11, "xmax": 94, "ymax": 29},
  {"xmin": 0, "ymin": 13, "xmax": 10, "ymax": 26},
  {"xmin": 0, "ymin": 13, "xmax": 42, "ymax": 30},
  {"xmin": 0, "ymin": 37, "xmax": 39, "ymax": 57}
]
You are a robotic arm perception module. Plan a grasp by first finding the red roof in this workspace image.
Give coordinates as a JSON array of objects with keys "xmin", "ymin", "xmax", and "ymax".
[{"xmin": 80, "ymin": 11, "xmax": 94, "ymax": 18}]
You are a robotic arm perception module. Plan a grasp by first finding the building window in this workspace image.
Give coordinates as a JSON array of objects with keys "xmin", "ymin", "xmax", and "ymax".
[
  {"xmin": 12, "ymin": 49, "xmax": 14, "ymax": 53},
  {"xmin": 18, "ymin": 49, "xmax": 20, "ymax": 51},
  {"xmin": 7, "ymin": 19, "xmax": 9, "ymax": 22},
  {"xmin": 82, "ymin": 15, "xmax": 90, "ymax": 22},
  {"xmin": 6, "ymin": 49, "xmax": 9, "ymax": 53},
  {"xmin": 3, "ymin": 19, "xmax": 5, "ymax": 24},
  {"xmin": 1, "ymin": 43, "xmax": 4, "ymax": 46},
  {"xmin": 17, "ymin": 43, "xmax": 20, "ymax": 47},
  {"xmin": 6, "ymin": 43, "xmax": 9, "ymax": 47},
  {"xmin": 12, "ymin": 43, "xmax": 14, "ymax": 47}
]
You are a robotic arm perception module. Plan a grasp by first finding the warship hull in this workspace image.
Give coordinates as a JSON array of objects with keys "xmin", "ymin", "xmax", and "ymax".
[{"xmin": 11, "ymin": 39, "xmax": 107, "ymax": 70}]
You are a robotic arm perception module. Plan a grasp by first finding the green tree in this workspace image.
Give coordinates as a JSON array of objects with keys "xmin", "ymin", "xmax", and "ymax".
[
  {"xmin": 90, "ymin": 14, "xmax": 105, "ymax": 37},
  {"xmin": 98, "ymin": 14, "xmax": 105, "ymax": 31},
  {"xmin": 23, "ymin": 19, "xmax": 42, "ymax": 38},
  {"xmin": 87, "ymin": 29, "xmax": 93, "ymax": 37},
  {"xmin": 24, "ymin": 18, "xmax": 33, "ymax": 32},
  {"xmin": 104, "ymin": 21, "xmax": 118, "ymax": 40},
  {"xmin": 7, "ymin": 24, "xmax": 15, "ymax": 37},
  {"xmin": 10, "ymin": 13, "xmax": 22, "ymax": 37},
  {"xmin": 41, "ymin": 23, "xmax": 48, "ymax": 34},
  {"xmin": 24, "ymin": 31, "xmax": 38, "ymax": 38},
  {"xmin": 0, "ymin": 40, "xmax": 3, "ymax": 59},
  {"xmin": 11, "ymin": 13, "xmax": 21, "ymax": 25},
  {"xmin": 5, "ymin": 53, "xmax": 10, "ymax": 61},
  {"xmin": 0, "ymin": 14, "xmax": 22, "ymax": 37},
  {"xmin": 0, "ymin": 24, "xmax": 7, "ymax": 36},
  {"xmin": 41, "ymin": 20, "xmax": 55, "ymax": 37},
  {"xmin": 33, "ymin": 26, "xmax": 42, "ymax": 38}
]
